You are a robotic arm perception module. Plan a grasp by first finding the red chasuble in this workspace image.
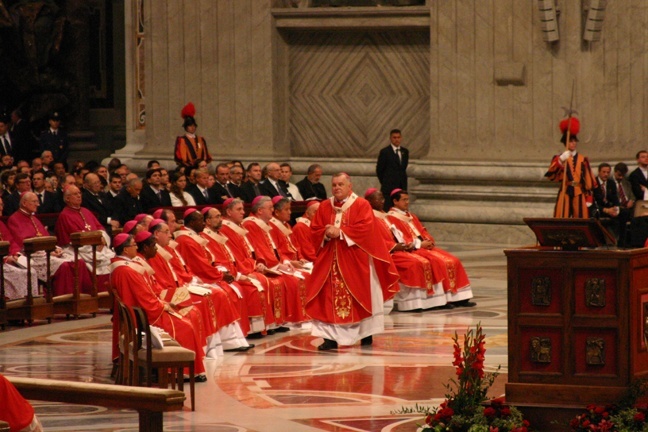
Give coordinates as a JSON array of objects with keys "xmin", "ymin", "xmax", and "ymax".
[
  {"xmin": 306, "ymin": 195, "xmax": 399, "ymax": 325},
  {"xmin": 54, "ymin": 206, "xmax": 104, "ymax": 246},
  {"xmin": 0, "ymin": 374, "xmax": 35, "ymax": 431},
  {"xmin": 387, "ymin": 210, "xmax": 470, "ymax": 294},
  {"xmin": 373, "ymin": 213, "xmax": 437, "ymax": 292},
  {"xmin": 291, "ymin": 218, "xmax": 317, "ymax": 262},
  {"xmin": 219, "ymin": 220, "xmax": 282, "ymax": 326},
  {"xmin": 200, "ymin": 229, "xmax": 266, "ymax": 328},
  {"xmin": 243, "ymin": 217, "xmax": 308, "ymax": 324},
  {"xmin": 269, "ymin": 218, "xmax": 302, "ymax": 262},
  {"xmin": 110, "ymin": 257, "xmax": 206, "ymax": 374}
]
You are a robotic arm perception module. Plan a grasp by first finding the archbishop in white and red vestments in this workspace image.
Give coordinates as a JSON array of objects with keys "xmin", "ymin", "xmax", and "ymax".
[
  {"xmin": 387, "ymin": 192, "xmax": 472, "ymax": 304},
  {"xmin": 306, "ymin": 175, "xmax": 399, "ymax": 349},
  {"xmin": 110, "ymin": 233, "xmax": 206, "ymax": 375},
  {"xmin": 365, "ymin": 189, "xmax": 446, "ymax": 311},
  {"xmin": 200, "ymin": 207, "xmax": 269, "ymax": 335},
  {"xmin": 8, "ymin": 198, "xmax": 92, "ymax": 297},
  {"xmin": 148, "ymin": 217, "xmax": 250, "ymax": 352},
  {"xmin": 243, "ymin": 198, "xmax": 308, "ymax": 326}
]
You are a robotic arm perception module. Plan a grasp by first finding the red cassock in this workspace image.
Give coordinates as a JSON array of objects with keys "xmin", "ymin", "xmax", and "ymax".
[
  {"xmin": 201, "ymin": 228, "xmax": 273, "ymax": 333},
  {"xmin": 269, "ymin": 218, "xmax": 301, "ymax": 262},
  {"xmin": 306, "ymin": 195, "xmax": 399, "ymax": 326},
  {"xmin": 291, "ymin": 217, "xmax": 317, "ymax": 262},
  {"xmin": 54, "ymin": 206, "xmax": 104, "ymax": 246},
  {"xmin": 373, "ymin": 213, "xmax": 437, "ymax": 291},
  {"xmin": 243, "ymin": 217, "xmax": 308, "ymax": 324},
  {"xmin": 170, "ymin": 232, "xmax": 250, "ymax": 333},
  {"xmin": 110, "ymin": 256, "xmax": 206, "ymax": 374},
  {"xmin": 54, "ymin": 206, "xmax": 111, "ymax": 293},
  {"xmin": 8, "ymin": 209, "xmax": 92, "ymax": 296},
  {"xmin": 220, "ymin": 220, "xmax": 281, "ymax": 327},
  {"xmin": 146, "ymin": 251, "xmax": 219, "ymax": 338},
  {"xmin": 387, "ymin": 209, "xmax": 471, "ymax": 296},
  {"xmin": 0, "ymin": 374, "xmax": 36, "ymax": 431}
]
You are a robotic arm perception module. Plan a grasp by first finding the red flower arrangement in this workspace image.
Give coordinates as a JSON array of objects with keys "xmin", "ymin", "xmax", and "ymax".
[{"xmin": 394, "ymin": 324, "xmax": 531, "ymax": 432}]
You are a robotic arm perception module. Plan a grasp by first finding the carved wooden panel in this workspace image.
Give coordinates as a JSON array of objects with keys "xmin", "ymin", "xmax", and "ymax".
[{"xmin": 288, "ymin": 30, "xmax": 429, "ymax": 158}]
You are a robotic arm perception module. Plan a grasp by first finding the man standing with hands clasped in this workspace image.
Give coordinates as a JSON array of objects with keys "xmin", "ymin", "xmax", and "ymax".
[{"xmin": 376, "ymin": 129, "xmax": 409, "ymax": 211}]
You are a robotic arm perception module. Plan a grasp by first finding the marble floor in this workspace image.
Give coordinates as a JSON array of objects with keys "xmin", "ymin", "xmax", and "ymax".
[{"xmin": 0, "ymin": 242, "xmax": 511, "ymax": 432}]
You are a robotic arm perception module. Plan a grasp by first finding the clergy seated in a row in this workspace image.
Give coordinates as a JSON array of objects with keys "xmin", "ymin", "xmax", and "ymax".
[
  {"xmin": 7, "ymin": 192, "xmax": 93, "ymax": 296},
  {"xmin": 55, "ymin": 185, "xmax": 114, "ymax": 293},
  {"xmin": 219, "ymin": 198, "xmax": 294, "ymax": 337},
  {"xmin": 148, "ymin": 217, "xmax": 252, "ymax": 354},
  {"xmin": 199, "ymin": 206, "xmax": 269, "ymax": 337},
  {"xmin": 0, "ymin": 197, "xmax": 39, "ymax": 299},
  {"xmin": 386, "ymin": 189, "xmax": 475, "ymax": 308},
  {"xmin": 365, "ymin": 189, "xmax": 446, "ymax": 312},
  {"xmin": 242, "ymin": 196, "xmax": 309, "ymax": 328},
  {"xmin": 109, "ymin": 232, "xmax": 208, "ymax": 381}
]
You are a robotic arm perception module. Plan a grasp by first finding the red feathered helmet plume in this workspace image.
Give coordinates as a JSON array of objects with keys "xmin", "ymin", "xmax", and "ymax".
[
  {"xmin": 181, "ymin": 102, "xmax": 197, "ymax": 129},
  {"xmin": 559, "ymin": 116, "xmax": 580, "ymax": 145}
]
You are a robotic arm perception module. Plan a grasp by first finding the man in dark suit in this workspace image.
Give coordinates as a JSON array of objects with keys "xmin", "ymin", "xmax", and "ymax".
[
  {"xmin": 210, "ymin": 162, "xmax": 242, "ymax": 201},
  {"xmin": 258, "ymin": 162, "xmax": 291, "ymax": 198},
  {"xmin": 3, "ymin": 172, "xmax": 33, "ymax": 216},
  {"xmin": 82, "ymin": 172, "xmax": 116, "ymax": 232},
  {"xmin": 613, "ymin": 162, "xmax": 636, "ymax": 247},
  {"xmin": 32, "ymin": 170, "xmax": 60, "ymax": 214},
  {"xmin": 39, "ymin": 112, "xmax": 69, "ymax": 164},
  {"xmin": 592, "ymin": 163, "xmax": 623, "ymax": 242},
  {"xmin": 186, "ymin": 168, "xmax": 221, "ymax": 205},
  {"xmin": 628, "ymin": 150, "xmax": 648, "ymax": 246},
  {"xmin": 139, "ymin": 168, "xmax": 172, "ymax": 212},
  {"xmin": 240, "ymin": 162, "xmax": 263, "ymax": 203},
  {"xmin": 105, "ymin": 172, "xmax": 122, "ymax": 207},
  {"xmin": 112, "ymin": 178, "xmax": 144, "ymax": 225},
  {"xmin": 0, "ymin": 113, "xmax": 16, "ymax": 160},
  {"xmin": 296, "ymin": 163, "xmax": 327, "ymax": 200},
  {"xmin": 376, "ymin": 129, "xmax": 409, "ymax": 211}
]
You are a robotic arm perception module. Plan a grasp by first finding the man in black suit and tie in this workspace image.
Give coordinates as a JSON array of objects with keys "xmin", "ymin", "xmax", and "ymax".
[
  {"xmin": 3, "ymin": 172, "xmax": 32, "ymax": 216},
  {"xmin": 296, "ymin": 163, "xmax": 327, "ymax": 201},
  {"xmin": 211, "ymin": 163, "xmax": 242, "ymax": 201},
  {"xmin": 32, "ymin": 170, "xmax": 60, "ymax": 214},
  {"xmin": 592, "ymin": 163, "xmax": 624, "ymax": 243},
  {"xmin": 258, "ymin": 162, "xmax": 292, "ymax": 199},
  {"xmin": 186, "ymin": 168, "xmax": 220, "ymax": 205},
  {"xmin": 112, "ymin": 178, "xmax": 144, "ymax": 225},
  {"xmin": 0, "ymin": 114, "xmax": 15, "ymax": 160},
  {"xmin": 82, "ymin": 172, "xmax": 118, "ymax": 232},
  {"xmin": 139, "ymin": 168, "xmax": 172, "ymax": 212},
  {"xmin": 628, "ymin": 150, "xmax": 648, "ymax": 247},
  {"xmin": 376, "ymin": 129, "xmax": 409, "ymax": 211},
  {"xmin": 240, "ymin": 162, "xmax": 263, "ymax": 203}
]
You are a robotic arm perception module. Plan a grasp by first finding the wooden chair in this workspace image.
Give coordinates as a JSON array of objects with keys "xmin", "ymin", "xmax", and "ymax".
[
  {"xmin": 52, "ymin": 231, "xmax": 102, "ymax": 319},
  {"xmin": 6, "ymin": 236, "xmax": 56, "ymax": 325},
  {"xmin": 0, "ymin": 241, "xmax": 9, "ymax": 330},
  {"xmin": 132, "ymin": 306, "xmax": 196, "ymax": 411},
  {"xmin": 116, "ymin": 299, "xmax": 137, "ymax": 386}
]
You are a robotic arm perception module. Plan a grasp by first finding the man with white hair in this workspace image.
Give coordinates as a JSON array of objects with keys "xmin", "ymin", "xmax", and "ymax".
[
  {"xmin": 8, "ymin": 192, "xmax": 93, "ymax": 296},
  {"xmin": 55, "ymin": 185, "xmax": 114, "ymax": 293},
  {"xmin": 306, "ymin": 173, "xmax": 399, "ymax": 351}
]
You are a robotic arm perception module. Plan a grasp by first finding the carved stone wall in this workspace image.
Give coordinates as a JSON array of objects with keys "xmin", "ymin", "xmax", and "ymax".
[{"xmin": 287, "ymin": 30, "xmax": 429, "ymax": 158}]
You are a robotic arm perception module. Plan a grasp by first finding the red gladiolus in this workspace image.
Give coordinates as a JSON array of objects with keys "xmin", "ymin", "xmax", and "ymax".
[
  {"xmin": 501, "ymin": 407, "xmax": 511, "ymax": 417},
  {"xmin": 483, "ymin": 407, "xmax": 496, "ymax": 418},
  {"xmin": 425, "ymin": 414, "xmax": 432, "ymax": 424},
  {"xmin": 635, "ymin": 412, "xmax": 646, "ymax": 422}
]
